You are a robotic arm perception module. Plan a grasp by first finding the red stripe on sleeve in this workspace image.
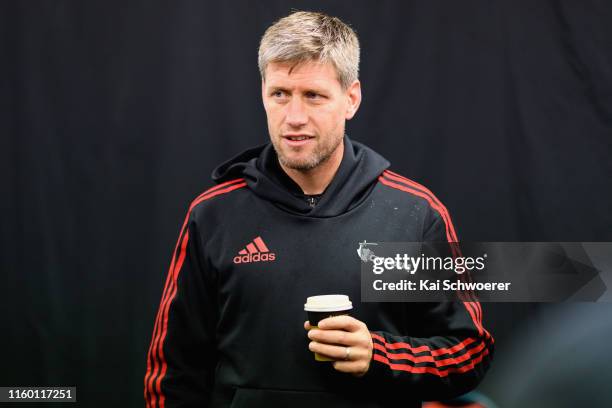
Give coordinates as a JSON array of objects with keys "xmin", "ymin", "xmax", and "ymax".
[
  {"xmin": 373, "ymin": 349, "xmax": 490, "ymax": 377},
  {"xmin": 372, "ymin": 339, "xmax": 486, "ymax": 367},
  {"xmin": 378, "ymin": 176, "xmax": 455, "ymax": 243},
  {"xmin": 145, "ymin": 180, "xmax": 247, "ymax": 407},
  {"xmin": 375, "ymin": 173, "xmax": 493, "ymax": 375},
  {"xmin": 156, "ymin": 230, "xmax": 190, "ymax": 408},
  {"xmin": 384, "ymin": 170, "xmax": 458, "ymax": 241},
  {"xmin": 378, "ymin": 173, "xmax": 491, "ymax": 339},
  {"xmin": 383, "ymin": 171, "xmax": 487, "ymax": 331},
  {"xmin": 371, "ymin": 333, "xmax": 478, "ymax": 357}
]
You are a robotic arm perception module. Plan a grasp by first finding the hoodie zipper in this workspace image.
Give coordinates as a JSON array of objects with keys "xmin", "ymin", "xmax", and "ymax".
[{"xmin": 307, "ymin": 196, "xmax": 317, "ymax": 208}]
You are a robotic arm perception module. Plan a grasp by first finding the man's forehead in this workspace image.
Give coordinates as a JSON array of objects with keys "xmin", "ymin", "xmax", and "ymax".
[{"xmin": 264, "ymin": 60, "xmax": 342, "ymax": 89}]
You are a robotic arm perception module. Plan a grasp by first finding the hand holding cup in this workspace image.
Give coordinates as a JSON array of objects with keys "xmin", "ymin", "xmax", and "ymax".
[{"xmin": 304, "ymin": 295, "xmax": 373, "ymax": 377}]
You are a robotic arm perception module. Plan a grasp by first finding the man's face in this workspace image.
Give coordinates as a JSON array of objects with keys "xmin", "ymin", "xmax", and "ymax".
[{"xmin": 262, "ymin": 61, "xmax": 361, "ymax": 171}]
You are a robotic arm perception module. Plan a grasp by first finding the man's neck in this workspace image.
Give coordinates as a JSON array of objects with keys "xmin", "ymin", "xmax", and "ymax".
[{"xmin": 280, "ymin": 141, "xmax": 344, "ymax": 195}]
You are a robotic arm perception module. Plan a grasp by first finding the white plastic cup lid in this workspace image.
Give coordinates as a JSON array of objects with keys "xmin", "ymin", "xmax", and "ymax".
[{"xmin": 304, "ymin": 294, "xmax": 353, "ymax": 312}]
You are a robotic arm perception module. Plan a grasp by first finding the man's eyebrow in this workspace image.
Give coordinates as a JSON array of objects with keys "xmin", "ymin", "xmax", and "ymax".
[
  {"xmin": 266, "ymin": 84, "xmax": 329, "ymax": 95},
  {"xmin": 304, "ymin": 87, "xmax": 328, "ymax": 94},
  {"xmin": 267, "ymin": 85, "xmax": 290, "ymax": 92}
]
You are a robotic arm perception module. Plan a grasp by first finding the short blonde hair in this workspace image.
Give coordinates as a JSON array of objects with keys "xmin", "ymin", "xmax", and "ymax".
[{"xmin": 258, "ymin": 11, "xmax": 360, "ymax": 89}]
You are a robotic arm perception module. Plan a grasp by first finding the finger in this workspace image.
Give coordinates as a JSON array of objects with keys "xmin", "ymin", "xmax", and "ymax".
[
  {"xmin": 308, "ymin": 329, "xmax": 357, "ymax": 346},
  {"xmin": 309, "ymin": 342, "xmax": 356, "ymax": 361},
  {"xmin": 304, "ymin": 321, "xmax": 312, "ymax": 330},
  {"xmin": 318, "ymin": 315, "xmax": 365, "ymax": 332}
]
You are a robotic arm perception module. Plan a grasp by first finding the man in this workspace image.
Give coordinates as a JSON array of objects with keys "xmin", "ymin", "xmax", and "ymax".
[{"xmin": 145, "ymin": 11, "xmax": 493, "ymax": 408}]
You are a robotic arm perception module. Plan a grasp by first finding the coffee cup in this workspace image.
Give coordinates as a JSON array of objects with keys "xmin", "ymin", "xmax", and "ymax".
[{"xmin": 304, "ymin": 294, "xmax": 353, "ymax": 361}]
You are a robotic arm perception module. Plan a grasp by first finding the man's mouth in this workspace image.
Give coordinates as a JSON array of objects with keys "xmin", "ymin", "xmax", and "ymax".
[
  {"xmin": 282, "ymin": 135, "xmax": 315, "ymax": 146},
  {"xmin": 283, "ymin": 134, "xmax": 315, "ymax": 141}
]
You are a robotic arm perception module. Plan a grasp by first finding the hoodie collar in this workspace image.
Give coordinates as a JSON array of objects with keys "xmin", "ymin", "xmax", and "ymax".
[{"xmin": 212, "ymin": 136, "xmax": 389, "ymax": 218}]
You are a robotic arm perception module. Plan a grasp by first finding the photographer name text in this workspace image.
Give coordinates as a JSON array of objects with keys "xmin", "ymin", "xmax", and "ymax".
[{"xmin": 373, "ymin": 279, "xmax": 511, "ymax": 292}]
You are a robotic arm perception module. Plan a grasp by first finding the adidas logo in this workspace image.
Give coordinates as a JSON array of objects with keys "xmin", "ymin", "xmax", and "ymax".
[{"xmin": 233, "ymin": 236, "xmax": 276, "ymax": 264}]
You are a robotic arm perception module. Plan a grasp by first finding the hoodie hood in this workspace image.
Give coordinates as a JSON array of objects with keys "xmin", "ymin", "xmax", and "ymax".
[{"xmin": 212, "ymin": 136, "xmax": 389, "ymax": 217}]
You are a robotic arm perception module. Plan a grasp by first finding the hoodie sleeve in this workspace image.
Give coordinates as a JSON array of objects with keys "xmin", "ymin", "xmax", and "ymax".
[
  {"xmin": 364, "ymin": 209, "xmax": 494, "ymax": 401},
  {"xmin": 144, "ymin": 209, "xmax": 218, "ymax": 408}
]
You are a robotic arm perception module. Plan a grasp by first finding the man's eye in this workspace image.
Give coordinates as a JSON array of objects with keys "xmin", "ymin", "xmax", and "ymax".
[
  {"xmin": 305, "ymin": 92, "xmax": 320, "ymax": 99},
  {"xmin": 272, "ymin": 90, "xmax": 286, "ymax": 98}
]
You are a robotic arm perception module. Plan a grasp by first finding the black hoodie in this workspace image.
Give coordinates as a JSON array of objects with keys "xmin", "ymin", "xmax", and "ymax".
[{"xmin": 145, "ymin": 137, "xmax": 494, "ymax": 408}]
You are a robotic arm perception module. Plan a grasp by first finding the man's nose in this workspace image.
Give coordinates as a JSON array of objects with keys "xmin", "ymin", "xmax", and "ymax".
[{"xmin": 285, "ymin": 98, "xmax": 308, "ymax": 128}]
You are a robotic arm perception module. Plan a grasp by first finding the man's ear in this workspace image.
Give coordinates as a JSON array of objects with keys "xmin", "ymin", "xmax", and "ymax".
[{"xmin": 345, "ymin": 80, "xmax": 362, "ymax": 120}]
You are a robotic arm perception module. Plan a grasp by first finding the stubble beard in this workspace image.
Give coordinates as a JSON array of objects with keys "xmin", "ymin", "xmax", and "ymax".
[{"xmin": 273, "ymin": 133, "xmax": 343, "ymax": 172}]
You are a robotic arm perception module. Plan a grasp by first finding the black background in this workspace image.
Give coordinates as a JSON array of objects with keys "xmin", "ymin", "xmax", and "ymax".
[{"xmin": 2, "ymin": 1, "xmax": 611, "ymax": 406}]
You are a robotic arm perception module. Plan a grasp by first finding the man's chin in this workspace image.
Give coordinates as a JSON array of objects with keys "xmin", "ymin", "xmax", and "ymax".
[
  {"xmin": 279, "ymin": 157, "xmax": 318, "ymax": 172},
  {"xmin": 276, "ymin": 147, "xmax": 316, "ymax": 169}
]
